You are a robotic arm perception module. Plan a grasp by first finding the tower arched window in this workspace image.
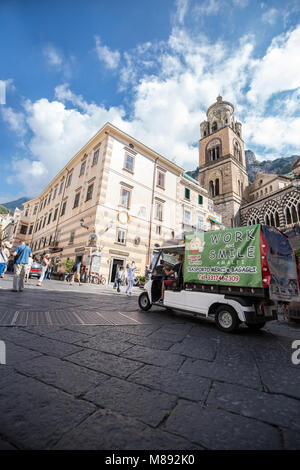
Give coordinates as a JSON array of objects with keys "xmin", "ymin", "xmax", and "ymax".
[
  {"xmin": 206, "ymin": 139, "xmax": 221, "ymax": 163},
  {"xmin": 212, "ymin": 122, "xmax": 217, "ymax": 132},
  {"xmin": 209, "ymin": 180, "xmax": 214, "ymax": 198},
  {"xmin": 234, "ymin": 141, "xmax": 241, "ymax": 162},
  {"xmin": 215, "ymin": 179, "xmax": 220, "ymax": 196}
]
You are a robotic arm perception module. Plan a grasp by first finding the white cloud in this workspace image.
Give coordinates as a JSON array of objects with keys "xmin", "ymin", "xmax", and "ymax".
[
  {"xmin": 43, "ymin": 44, "xmax": 63, "ymax": 67},
  {"xmin": 194, "ymin": 0, "xmax": 222, "ymax": 16},
  {"xmin": 247, "ymin": 25, "xmax": 300, "ymax": 106},
  {"xmin": 1, "ymin": 107, "xmax": 26, "ymax": 136},
  {"xmin": 4, "ymin": 19, "xmax": 300, "ymax": 197},
  {"xmin": 95, "ymin": 36, "xmax": 120, "ymax": 70},
  {"xmin": 262, "ymin": 8, "xmax": 279, "ymax": 25}
]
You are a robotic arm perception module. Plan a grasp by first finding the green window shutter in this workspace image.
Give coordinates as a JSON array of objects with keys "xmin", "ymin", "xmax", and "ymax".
[
  {"xmin": 185, "ymin": 188, "xmax": 190, "ymax": 199},
  {"xmin": 198, "ymin": 194, "xmax": 203, "ymax": 205}
]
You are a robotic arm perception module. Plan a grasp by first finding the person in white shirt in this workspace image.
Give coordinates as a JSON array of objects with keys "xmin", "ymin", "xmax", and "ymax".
[
  {"xmin": 25, "ymin": 255, "xmax": 33, "ymax": 283},
  {"xmin": 0, "ymin": 242, "xmax": 11, "ymax": 278},
  {"xmin": 125, "ymin": 261, "xmax": 137, "ymax": 296}
]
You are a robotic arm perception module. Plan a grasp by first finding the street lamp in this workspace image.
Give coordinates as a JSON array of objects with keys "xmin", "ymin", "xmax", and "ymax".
[{"xmin": 80, "ymin": 218, "xmax": 89, "ymax": 230}]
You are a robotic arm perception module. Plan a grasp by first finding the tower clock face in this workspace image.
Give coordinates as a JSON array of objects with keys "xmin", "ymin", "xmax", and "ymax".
[{"xmin": 118, "ymin": 211, "xmax": 129, "ymax": 224}]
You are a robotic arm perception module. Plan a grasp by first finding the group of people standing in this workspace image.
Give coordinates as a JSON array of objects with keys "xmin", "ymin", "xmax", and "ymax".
[
  {"xmin": 0, "ymin": 240, "xmax": 53, "ymax": 291},
  {"xmin": 114, "ymin": 261, "xmax": 136, "ymax": 296}
]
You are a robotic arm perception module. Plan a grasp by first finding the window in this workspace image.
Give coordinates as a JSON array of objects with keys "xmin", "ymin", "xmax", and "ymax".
[
  {"xmin": 67, "ymin": 172, "xmax": 73, "ymax": 187},
  {"xmin": 198, "ymin": 194, "xmax": 203, "ymax": 205},
  {"xmin": 79, "ymin": 161, "xmax": 86, "ymax": 176},
  {"xmin": 39, "ymin": 219, "xmax": 42, "ymax": 230},
  {"xmin": 47, "ymin": 212, "xmax": 52, "ymax": 225},
  {"xmin": 138, "ymin": 206, "xmax": 146, "ymax": 218},
  {"xmin": 43, "ymin": 199, "xmax": 47, "ymax": 209},
  {"xmin": 155, "ymin": 202, "xmax": 163, "ymax": 221},
  {"xmin": 49, "ymin": 235, "xmax": 52, "ymax": 246},
  {"xmin": 29, "ymin": 225, "xmax": 33, "ymax": 235},
  {"xmin": 270, "ymin": 185, "xmax": 273, "ymax": 192},
  {"xmin": 48, "ymin": 192, "xmax": 52, "ymax": 204},
  {"xmin": 60, "ymin": 201, "xmax": 67, "ymax": 216},
  {"xmin": 33, "ymin": 205, "xmax": 38, "ymax": 215},
  {"xmin": 209, "ymin": 181, "xmax": 214, "ymax": 198},
  {"xmin": 212, "ymin": 122, "xmax": 217, "ymax": 132},
  {"xmin": 116, "ymin": 228, "xmax": 126, "ymax": 244},
  {"xmin": 56, "ymin": 230, "xmax": 61, "ymax": 242},
  {"xmin": 43, "ymin": 216, "xmax": 47, "ymax": 228},
  {"xmin": 86, "ymin": 184, "xmax": 94, "ymax": 201},
  {"xmin": 53, "ymin": 207, "xmax": 58, "ymax": 221},
  {"xmin": 185, "ymin": 187, "xmax": 190, "ymax": 200},
  {"xmin": 234, "ymin": 141, "xmax": 241, "ymax": 162},
  {"xmin": 69, "ymin": 231, "xmax": 75, "ymax": 245},
  {"xmin": 20, "ymin": 225, "xmax": 28, "ymax": 235},
  {"xmin": 156, "ymin": 225, "xmax": 162, "ymax": 235},
  {"xmin": 73, "ymin": 192, "xmax": 80, "ymax": 208},
  {"xmin": 25, "ymin": 209, "xmax": 29, "ymax": 217},
  {"xmin": 157, "ymin": 170, "xmax": 165, "ymax": 189},
  {"xmin": 92, "ymin": 149, "xmax": 99, "ymax": 166},
  {"xmin": 59, "ymin": 180, "xmax": 64, "ymax": 194},
  {"xmin": 215, "ymin": 179, "xmax": 220, "ymax": 196},
  {"xmin": 197, "ymin": 215, "xmax": 204, "ymax": 230},
  {"xmin": 184, "ymin": 210, "xmax": 191, "ymax": 225},
  {"xmin": 53, "ymin": 186, "xmax": 57, "ymax": 200},
  {"xmin": 124, "ymin": 153, "xmax": 134, "ymax": 172},
  {"xmin": 120, "ymin": 188, "xmax": 131, "ymax": 208}
]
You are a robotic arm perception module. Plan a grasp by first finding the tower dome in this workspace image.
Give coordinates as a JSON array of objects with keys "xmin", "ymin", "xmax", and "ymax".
[{"xmin": 200, "ymin": 96, "xmax": 237, "ymax": 138}]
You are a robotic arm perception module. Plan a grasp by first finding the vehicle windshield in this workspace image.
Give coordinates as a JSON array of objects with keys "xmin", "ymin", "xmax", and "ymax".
[{"xmin": 151, "ymin": 247, "xmax": 184, "ymax": 273}]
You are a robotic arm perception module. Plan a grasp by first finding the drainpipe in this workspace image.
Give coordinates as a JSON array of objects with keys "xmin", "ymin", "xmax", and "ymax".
[{"xmin": 147, "ymin": 157, "xmax": 159, "ymax": 265}]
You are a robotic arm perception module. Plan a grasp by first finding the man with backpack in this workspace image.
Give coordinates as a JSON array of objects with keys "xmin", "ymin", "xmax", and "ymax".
[{"xmin": 12, "ymin": 241, "xmax": 32, "ymax": 292}]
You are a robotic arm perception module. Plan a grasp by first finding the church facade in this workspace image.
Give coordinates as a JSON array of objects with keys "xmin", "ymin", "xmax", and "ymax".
[{"xmin": 198, "ymin": 96, "xmax": 300, "ymax": 248}]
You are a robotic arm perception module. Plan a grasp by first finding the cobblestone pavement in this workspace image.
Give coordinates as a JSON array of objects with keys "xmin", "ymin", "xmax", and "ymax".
[{"xmin": 0, "ymin": 275, "xmax": 300, "ymax": 450}]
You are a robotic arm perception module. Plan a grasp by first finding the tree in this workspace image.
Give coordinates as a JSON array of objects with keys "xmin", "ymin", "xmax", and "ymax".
[
  {"xmin": 64, "ymin": 258, "xmax": 73, "ymax": 273},
  {"xmin": 0, "ymin": 205, "xmax": 13, "ymax": 215}
]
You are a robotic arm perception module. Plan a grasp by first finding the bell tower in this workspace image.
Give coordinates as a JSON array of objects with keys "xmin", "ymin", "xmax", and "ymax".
[{"xmin": 198, "ymin": 95, "xmax": 248, "ymax": 228}]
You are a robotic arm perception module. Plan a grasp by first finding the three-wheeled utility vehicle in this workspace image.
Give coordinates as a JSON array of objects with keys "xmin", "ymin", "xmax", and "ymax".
[{"xmin": 138, "ymin": 224, "xmax": 300, "ymax": 332}]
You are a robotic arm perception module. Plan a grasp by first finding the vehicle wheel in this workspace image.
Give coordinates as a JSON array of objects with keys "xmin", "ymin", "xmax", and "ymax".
[
  {"xmin": 215, "ymin": 305, "xmax": 240, "ymax": 333},
  {"xmin": 101, "ymin": 277, "xmax": 106, "ymax": 285},
  {"xmin": 138, "ymin": 292, "xmax": 152, "ymax": 311},
  {"xmin": 246, "ymin": 322, "xmax": 266, "ymax": 331}
]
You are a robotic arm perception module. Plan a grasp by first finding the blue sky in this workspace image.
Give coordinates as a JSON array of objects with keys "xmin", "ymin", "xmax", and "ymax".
[{"xmin": 1, "ymin": 0, "xmax": 300, "ymax": 202}]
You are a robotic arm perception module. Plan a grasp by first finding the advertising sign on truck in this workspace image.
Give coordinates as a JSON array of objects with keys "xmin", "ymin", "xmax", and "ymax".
[{"xmin": 184, "ymin": 224, "xmax": 263, "ymax": 288}]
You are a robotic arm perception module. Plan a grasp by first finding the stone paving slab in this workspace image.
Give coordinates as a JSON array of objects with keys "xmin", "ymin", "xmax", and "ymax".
[
  {"xmin": 74, "ymin": 335, "xmax": 134, "ymax": 355},
  {"xmin": 122, "ymin": 344, "xmax": 185, "ymax": 370},
  {"xmin": 128, "ymin": 364, "xmax": 211, "ymax": 402},
  {"xmin": 179, "ymin": 356, "xmax": 262, "ymax": 390},
  {"xmin": 14, "ymin": 355, "xmax": 110, "ymax": 396},
  {"xmin": 53, "ymin": 408, "xmax": 202, "ymax": 450},
  {"xmin": 163, "ymin": 400, "xmax": 282, "ymax": 450},
  {"xmin": 83, "ymin": 376, "xmax": 177, "ymax": 427},
  {"xmin": 0, "ymin": 372, "xmax": 96, "ymax": 449},
  {"xmin": 282, "ymin": 428, "xmax": 300, "ymax": 450},
  {"xmin": 65, "ymin": 347, "xmax": 143, "ymax": 378},
  {"xmin": 258, "ymin": 361, "xmax": 300, "ymax": 400},
  {"xmin": 207, "ymin": 381, "xmax": 300, "ymax": 432},
  {"xmin": 169, "ymin": 335, "xmax": 218, "ymax": 361}
]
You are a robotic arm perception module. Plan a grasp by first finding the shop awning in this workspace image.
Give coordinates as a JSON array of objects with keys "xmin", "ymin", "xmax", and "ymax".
[{"xmin": 208, "ymin": 216, "xmax": 224, "ymax": 226}]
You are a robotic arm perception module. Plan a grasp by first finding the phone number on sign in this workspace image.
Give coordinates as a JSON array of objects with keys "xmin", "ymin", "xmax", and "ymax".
[{"xmin": 198, "ymin": 274, "xmax": 240, "ymax": 282}]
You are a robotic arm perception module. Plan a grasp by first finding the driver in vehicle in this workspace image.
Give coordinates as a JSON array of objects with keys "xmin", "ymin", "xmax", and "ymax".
[{"xmin": 160, "ymin": 254, "xmax": 184, "ymax": 302}]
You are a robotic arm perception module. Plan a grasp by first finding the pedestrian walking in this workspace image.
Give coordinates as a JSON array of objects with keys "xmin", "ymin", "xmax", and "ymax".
[
  {"xmin": 36, "ymin": 254, "xmax": 50, "ymax": 286},
  {"xmin": 0, "ymin": 241, "xmax": 11, "ymax": 278},
  {"xmin": 12, "ymin": 241, "xmax": 32, "ymax": 292},
  {"xmin": 125, "ymin": 261, "xmax": 136, "ymax": 296},
  {"xmin": 116, "ymin": 266, "xmax": 125, "ymax": 293},
  {"xmin": 69, "ymin": 261, "xmax": 82, "ymax": 286},
  {"xmin": 24, "ymin": 254, "xmax": 33, "ymax": 283},
  {"xmin": 45, "ymin": 264, "xmax": 52, "ymax": 280}
]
